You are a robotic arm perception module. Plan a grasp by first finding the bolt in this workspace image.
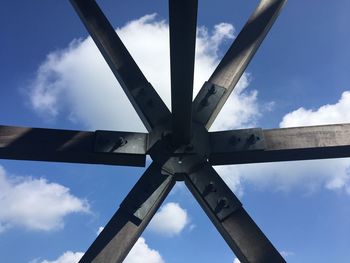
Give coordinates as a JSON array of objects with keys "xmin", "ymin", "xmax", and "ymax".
[
  {"xmin": 206, "ymin": 181, "xmax": 216, "ymax": 192},
  {"xmin": 110, "ymin": 137, "xmax": 127, "ymax": 152},
  {"xmin": 208, "ymin": 85, "xmax": 217, "ymax": 95},
  {"xmin": 117, "ymin": 137, "xmax": 127, "ymax": 146},
  {"xmin": 247, "ymin": 134, "xmax": 259, "ymax": 144},
  {"xmin": 217, "ymin": 197, "xmax": 229, "ymax": 209}
]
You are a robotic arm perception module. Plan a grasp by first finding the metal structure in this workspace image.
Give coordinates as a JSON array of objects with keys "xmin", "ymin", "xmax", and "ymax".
[{"xmin": 3, "ymin": 0, "xmax": 350, "ymax": 262}]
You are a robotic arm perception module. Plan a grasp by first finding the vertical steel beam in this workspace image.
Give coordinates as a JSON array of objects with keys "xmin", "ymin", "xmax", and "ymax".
[
  {"xmin": 169, "ymin": 0, "xmax": 198, "ymax": 144},
  {"xmin": 185, "ymin": 164, "xmax": 285, "ymax": 263},
  {"xmin": 79, "ymin": 163, "xmax": 175, "ymax": 263},
  {"xmin": 70, "ymin": 0, "xmax": 171, "ymax": 131},
  {"xmin": 193, "ymin": 0, "xmax": 286, "ymax": 129}
]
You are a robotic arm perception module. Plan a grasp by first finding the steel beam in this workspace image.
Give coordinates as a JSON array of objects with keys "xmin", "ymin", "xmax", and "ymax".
[
  {"xmin": 0, "ymin": 125, "xmax": 147, "ymax": 167},
  {"xmin": 169, "ymin": 0, "xmax": 198, "ymax": 144},
  {"xmin": 209, "ymin": 124, "xmax": 350, "ymax": 165},
  {"xmin": 79, "ymin": 163, "xmax": 175, "ymax": 263},
  {"xmin": 69, "ymin": 0, "xmax": 171, "ymax": 131},
  {"xmin": 193, "ymin": 0, "xmax": 286, "ymax": 129},
  {"xmin": 185, "ymin": 164, "xmax": 285, "ymax": 263}
]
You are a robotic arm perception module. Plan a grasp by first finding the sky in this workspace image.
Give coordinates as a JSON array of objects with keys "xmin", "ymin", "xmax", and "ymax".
[{"xmin": 1, "ymin": 0, "xmax": 350, "ymax": 262}]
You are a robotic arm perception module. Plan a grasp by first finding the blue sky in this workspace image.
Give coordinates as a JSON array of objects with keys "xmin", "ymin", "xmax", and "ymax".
[{"xmin": 1, "ymin": 0, "xmax": 350, "ymax": 262}]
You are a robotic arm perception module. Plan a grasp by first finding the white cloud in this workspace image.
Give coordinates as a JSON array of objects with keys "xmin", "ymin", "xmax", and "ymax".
[
  {"xmin": 280, "ymin": 91, "xmax": 350, "ymax": 127},
  {"xmin": 39, "ymin": 251, "xmax": 84, "ymax": 263},
  {"xmin": 0, "ymin": 165, "xmax": 89, "ymax": 232},
  {"xmin": 124, "ymin": 237, "xmax": 164, "ymax": 263},
  {"xmin": 233, "ymin": 258, "xmax": 241, "ymax": 263},
  {"xmin": 27, "ymin": 14, "xmax": 259, "ymax": 132},
  {"xmin": 148, "ymin": 202, "xmax": 189, "ymax": 236},
  {"xmin": 217, "ymin": 152, "xmax": 350, "ymax": 196},
  {"xmin": 35, "ymin": 238, "xmax": 164, "ymax": 263}
]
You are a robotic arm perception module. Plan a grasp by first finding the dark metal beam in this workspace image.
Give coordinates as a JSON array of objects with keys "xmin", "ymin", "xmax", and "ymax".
[
  {"xmin": 209, "ymin": 124, "xmax": 350, "ymax": 165},
  {"xmin": 69, "ymin": 0, "xmax": 171, "ymax": 131},
  {"xmin": 192, "ymin": 0, "xmax": 286, "ymax": 129},
  {"xmin": 79, "ymin": 163, "xmax": 175, "ymax": 263},
  {"xmin": 185, "ymin": 164, "xmax": 285, "ymax": 263},
  {"xmin": 0, "ymin": 125, "xmax": 147, "ymax": 167},
  {"xmin": 169, "ymin": 0, "xmax": 198, "ymax": 144}
]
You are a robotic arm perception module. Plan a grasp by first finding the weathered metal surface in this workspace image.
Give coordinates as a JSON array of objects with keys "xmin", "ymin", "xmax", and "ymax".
[
  {"xmin": 209, "ymin": 124, "xmax": 350, "ymax": 165},
  {"xmin": 169, "ymin": 0, "xmax": 198, "ymax": 144},
  {"xmin": 0, "ymin": 125, "xmax": 146, "ymax": 167},
  {"xmin": 94, "ymin": 130, "xmax": 147, "ymax": 155},
  {"xmin": 192, "ymin": 82, "xmax": 226, "ymax": 126},
  {"xmin": 69, "ymin": 0, "xmax": 170, "ymax": 131},
  {"xmin": 193, "ymin": 0, "xmax": 287, "ymax": 129},
  {"xmin": 79, "ymin": 163, "xmax": 175, "ymax": 263},
  {"xmin": 185, "ymin": 164, "xmax": 286, "ymax": 263},
  {"xmin": 186, "ymin": 164, "xmax": 242, "ymax": 221},
  {"xmin": 210, "ymin": 128, "xmax": 265, "ymax": 153}
]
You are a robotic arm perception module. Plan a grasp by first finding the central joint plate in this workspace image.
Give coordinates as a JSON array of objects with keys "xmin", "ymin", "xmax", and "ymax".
[{"xmin": 148, "ymin": 122, "xmax": 210, "ymax": 175}]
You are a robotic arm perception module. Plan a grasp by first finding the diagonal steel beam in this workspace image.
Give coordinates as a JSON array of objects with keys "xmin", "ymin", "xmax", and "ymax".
[
  {"xmin": 79, "ymin": 163, "xmax": 175, "ymax": 263},
  {"xmin": 169, "ymin": 0, "xmax": 198, "ymax": 144},
  {"xmin": 192, "ymin": 0, "xmax": 286, "ymax": 129},
  {"xmin": 185, "ymin": 163, "xmax": 285, "ymax": 263},
  {"xmin": 0, "ymin": 125, "xmax": 147, "ymax": 167},
  {"xmin": 209, "ymin": 124, "xmax": 350, "ymax": 165},
  {"xmin": 69, "ymin": 0, "xmax": 171, "ymax": 131}
]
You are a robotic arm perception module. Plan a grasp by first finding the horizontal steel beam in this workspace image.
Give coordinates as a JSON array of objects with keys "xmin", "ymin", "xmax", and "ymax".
[
  {"xmin": 185, "ymin": 164, "xmax": 285, "ymax": 263},
  {"xmin": 79, "ymin": 163, "xmax": 175, "ymax": 263},
  {"xmin": 0, "ymin": 125, "xmax": 147, "ymax": 167},
  {"xmin": 70, "ymin": 0, "xmax": 171, "ymax": 131},
  {"xmin": 209, "ymin": 124, "xmax": 350, "ymax": 165},
  {"xmin": 192, "ymin": 0, "xmax": 286, "ymax": 129}
]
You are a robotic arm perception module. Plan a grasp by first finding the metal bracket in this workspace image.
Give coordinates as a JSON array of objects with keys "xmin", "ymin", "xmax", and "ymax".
[
  {"xmin": 192, "ymin": 81, "xmax": 226, "ymax": 125},
  {"xmin": 120, "ymin": 170, "xmax": 173, "ymax": 222},
  {"xmin": 210, "ymin": 128, "xmax": 265, "ymax": 153},
  {"xmin": 94, "ymin": 130, "xmax": 147, "ymax": 155},
  {"xmin": 186, "ymin": 165, "xmax": 242, "ymax": 221}
]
